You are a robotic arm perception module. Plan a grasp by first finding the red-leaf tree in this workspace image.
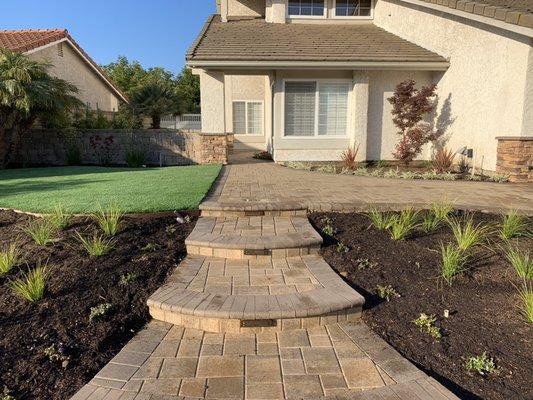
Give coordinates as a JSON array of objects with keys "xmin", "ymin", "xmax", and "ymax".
[{"xmin": 387, "ymin": 80, "xmax": 443, "ymax": 165}]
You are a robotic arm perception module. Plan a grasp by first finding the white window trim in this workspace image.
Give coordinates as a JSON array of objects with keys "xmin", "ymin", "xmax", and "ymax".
[
  {"xmin": 281, "ymin": 79, "xmax": 352, "ymax": 139},
  {"xmin": 232, "ymin": 100, "xmax": 264, "ymax": 136},
  {"xmin": 332, "ymin": 0, "xmax": 374, "ymax": 19},
  {"xmin": 286, "ymin": 0, "xmax": 327, "ymax": 19}
]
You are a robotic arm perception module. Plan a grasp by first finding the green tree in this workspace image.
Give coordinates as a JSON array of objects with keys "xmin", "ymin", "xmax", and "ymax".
[
  {"xmin": 101, "ymin": 56, "xmax": 147, "ymax": 95},
  {"xmin": 130, "ymin": 83, "xmax": 178, "ymax": 129},
  {"xmin": 176, "ymin": 67, "xmax": 200, "ymax": 114},
  {"xmin": 0, "ymin": 49, "xmax": 82, "ymax": 168}
]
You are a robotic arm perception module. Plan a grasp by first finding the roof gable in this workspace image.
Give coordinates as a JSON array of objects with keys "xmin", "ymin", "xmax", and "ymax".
[{"xmin": 0, "ymin": 29, "xmax": 127, "ymax": 103}]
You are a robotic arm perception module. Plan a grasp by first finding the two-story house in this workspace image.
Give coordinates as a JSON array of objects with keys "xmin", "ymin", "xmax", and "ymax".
[{"xmin": 187, "ymin": 0, "xmax": 532, "ymax": 172}]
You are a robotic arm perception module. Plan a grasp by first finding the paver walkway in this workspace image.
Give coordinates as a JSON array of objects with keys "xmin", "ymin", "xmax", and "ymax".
[
  {"xmin": 202, "ymin": 154, "xmax": 533, "ymax": 215},
  {"xmin": 73, "ymin": 154, "xmax": 533, "ymax": 400}
]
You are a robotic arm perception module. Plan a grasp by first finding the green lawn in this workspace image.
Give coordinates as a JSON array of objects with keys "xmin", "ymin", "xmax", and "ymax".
[{"xmin": 0, "ymin": 165, "xmax": 222, "ymax": 213}]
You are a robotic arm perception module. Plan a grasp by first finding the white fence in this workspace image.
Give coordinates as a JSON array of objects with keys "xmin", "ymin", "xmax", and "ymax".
[{"xmin": 161, "ymin": 114, "xmax": 201, "ymax": 130}]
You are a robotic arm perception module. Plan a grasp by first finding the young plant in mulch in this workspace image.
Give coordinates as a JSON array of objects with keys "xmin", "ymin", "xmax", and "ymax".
[
  {"xmin": 89, "ymin": 303, "xmax": 113, "ymax": 322},
  {"xmin": 465, "ymin": 353, "xmax": 497, "ymax": 376},
  {"xmin": 23, "ymin": 218, "xmax": 57, "ymax": 246},
  {"xmin": 10, "ymin": 263, "xmax": 47, "ymax": 302},
  {"xmin": 1, "ymin": 387, "xmax": 16, "ymax": 400},
  {"xmin": 357, "ymin": 258, "xmax": 378, "ymax": 271},
  {"xmin": 43, "ymin": 343, "xmax": 71, "ymax": 368},
  {"xmin": 413, "ymin": 313, "xmax": 442, "ymax": 340},
  {"xmin": 48, "ymin": 204, "xmax": 72, "ymax": 230},
  {"xmin": 500, "ymin": 210, "xmax": 530, "ymax": 240},
  {"xmin": 76, "ymin": 232, "xmax": 114, "ymax": 257},
  {"xmin": 422, "ymin": 202, "xmax": 454, "ymax": 233},
  {"xmin": 368, "ymin": 209, "xmax": 395, "ymax": 230},
  {"xmin": 321, "ymin": 217, "xmax": 336, "ymax": 236},
  {"xmin": 516, "ymin": 280, "xmax": 533, "ymax": 324},
  {"xmin": 376, "ymin": 284, "xmax": 400, "ymax": 302},
  {"xmin": 0, "ymin": 242, "xmax": 21, "ymax": 275},
  {"xmin": 120, "ymin": 272, "xmax": 139, "ymax": 286},
  {"xmin": 440, "ymin": 242, "xmax": 468, "ymax": 286},
  {"xmin": 447, "ymin": 214, "xmax": 492, "ymax": 252},
  {"xmin": 142, "ymin": 243, "xmax": 162, "ymax": 252},
  {"xmin": 388, "ymin": 209, "xmax": 420, "ymax": 240},
  {"xmin": 92, "ymin": 204, "xmax": 123, "ymax": 237},
  {"xmin": 506, "ymin": 247, "xmax": 532, "ymax": 280},
  {"xmin": 336, "ymin": 242, "xmax": 349, "ymax": 253}
]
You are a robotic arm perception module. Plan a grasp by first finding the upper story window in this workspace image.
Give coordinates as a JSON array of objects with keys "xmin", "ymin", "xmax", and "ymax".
[
  {"xmin": 288, "ymin": 0, "xmax": 326, "ymax": 17},
  {"xmin": 334, "ymin": 0, "xmax": 372, "ymax": 17}
]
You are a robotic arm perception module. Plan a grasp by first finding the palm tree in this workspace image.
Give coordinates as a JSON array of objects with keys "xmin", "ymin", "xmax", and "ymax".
[
  {"xmin": 0, "ymin": 49, "xmax": 82, "ymax": 168},
  {"xmin": 130, "ymin": 83, "xmax": 179, "ymax": 129}
]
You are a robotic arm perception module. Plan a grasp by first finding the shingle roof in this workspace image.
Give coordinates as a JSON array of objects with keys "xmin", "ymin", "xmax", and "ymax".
[
  {"xmin": 414, "ymin": 0, "xmax": 533, "ymax": 29},
  {"xmin": 187, "ymin": 16, "xmax": 448, "ymax": 65},
  {"xmin": 0, "ymin": 29, "xmax": 127, "ymax": 102}
]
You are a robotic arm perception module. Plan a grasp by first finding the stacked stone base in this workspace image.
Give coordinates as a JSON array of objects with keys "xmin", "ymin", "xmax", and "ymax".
[{"xmin": 496, "ymin": 136, "xmax": 533, "ymax": 182}]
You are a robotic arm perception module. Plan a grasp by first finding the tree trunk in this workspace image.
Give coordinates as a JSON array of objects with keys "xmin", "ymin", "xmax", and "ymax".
[{"xmin": 151, "ymin": 114, "xmax": 161, "ymax": 130}]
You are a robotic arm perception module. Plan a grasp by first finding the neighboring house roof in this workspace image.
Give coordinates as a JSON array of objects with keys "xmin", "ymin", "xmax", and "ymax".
[
  {"xmin": 0, "ymin": 29, "xmax": 128, "ymax": 103},
  {"xmin": 187, "ymin": 16, "xmax": 448, "ymax": 69},
  {"xmin": 403, "ymin": 0, "xmax": 533, "ymax": 30}
]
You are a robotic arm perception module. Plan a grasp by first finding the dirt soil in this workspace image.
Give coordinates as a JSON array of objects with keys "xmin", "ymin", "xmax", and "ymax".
[
  {"xmin": 310, "ymin": 211, "xmax": 533, "ymax": 400},
  {"xmin": 0, "ymin": 210, "xmax": 197, "ymax": 400}
]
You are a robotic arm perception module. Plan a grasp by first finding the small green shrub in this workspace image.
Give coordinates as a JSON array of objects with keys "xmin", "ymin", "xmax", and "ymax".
[
  {"xmin": 66, "ymin": 143, "xmax": 81, "ymax": 166},
  {"xmin": 125, "ymin": 147, "xmax": 147, "ymax": 168},
  {"xmin": 448, "ymin": 214, "xmax": 491, "ymax": 252},
  {"xmin": 376, "ymin": 284, "xmax": 400, "ymax": 301},
  {"xmin": 92, "ymin": 204, "xmax": 123, "ymax": 236},
  {"xmin": 376, "ymin": 160, "xmax": 387, "ymax": 168},
  {"xmin": 0, "ymin": 242, "xmax": 20, "ymax": 275},
  {"xmin": 516, "ymin": 280, "xmax": 533, "ymax": 323},
  {"xmin": 400, "ymin": 171, "xmax": 418, "ymax": 180},
  {"xmin": 490, "ymin": 174, "xmax": 509, "ymax": 183},
  {"xmin": 506, "ymin": 247, "xmax": 532, "ymax": 279},
  {"xmin": 421, "ymin": 213, "xmax": 440, "ymax": 233},
  {"xmin": 440, "ymin": 243, "xmax": 468, "ymax": 285},
  {"xmin": 432, "ymin": 202, "xmax": 454, "ymax": 221},
  {"xmin": 413, "ymin": 313, "xmax": 442, "ymax": 340},
  {"xmin": 500, "ymin": 210, "xmax": 530, "ymax": 240},
  {"xmin": 89, "ymin": 303, "xmax": 113, "ymax": 322},
  {"xmin": 383, "ymin": 168, "xmax": 401, "ymax": 178},
  {"xmin": 316, "ymin": 164, "xmax": 337, "ymax": 174},
  {"xmin": 389, "ymin": 209, "xmax": 420, "ymax": 240},
  {"xmin": 369, "ymin": 168, "xmax": 384, "ymax": 177},
  {"xmin": 286, "ymin": 161, "xmax": 312, "ymax": 171},
  {"xmin": 43, "ymin": 344, "xmax": 70, "ymax": 366},
  {"xmin": 465, "ymin": 353, "xmax": 497, "ymax": 375},
  {"xmin": 357, "ymin": 258, "xmax": 378, "ymax": 270},
  {"xmin": 76, "ymin": 232, "xmax": 114, "ymax": 257},
  {"xmin": 49, "ymin": 204, "xmax": 72, "ymax": 230},
  {"xmin": 353, "ymin": 167, "xmax": 368, "ymax": 176},
  {"xmin": 336, "ymin": 242, "xmax": 349, "ymax": 253},
  {"xmin": 10, "ymin": 264, "xmax": 47, "ymax": 302},
  {"xmin": 120, "ymin": 272, "xmax": 139, "ymax": 285},
  {"xmin": 23, "ymin": 219, "xmax": 57, "ymax": 246}
]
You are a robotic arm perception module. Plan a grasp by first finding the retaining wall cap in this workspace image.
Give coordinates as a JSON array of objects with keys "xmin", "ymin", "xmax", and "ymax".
[{"xmin": 496, "ymin": 136, "xmax": 533, "ymax": 141}]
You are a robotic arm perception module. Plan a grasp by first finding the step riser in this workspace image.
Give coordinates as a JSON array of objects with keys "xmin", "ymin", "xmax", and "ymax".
[
  {"xmin": 150, "ymin": 306, "xmax": 361, "ymax": 333},
  {"xmin": 201, "ymin": 209, "xmax": 307, "ymax": 218},
  {"xmin": 186, "ymin": 245, "xmax": 320, "ymax": 259}
]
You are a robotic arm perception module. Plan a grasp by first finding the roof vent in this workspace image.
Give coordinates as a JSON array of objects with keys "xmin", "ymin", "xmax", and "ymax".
[{"xmin": 57, "ymin": 42, "xmax": 64, "ymax": 57}]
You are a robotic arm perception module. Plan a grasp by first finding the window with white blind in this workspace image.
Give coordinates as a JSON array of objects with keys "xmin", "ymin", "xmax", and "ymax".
[
  {"xmin": 288, "ymin": 0, "xmax": 326, "ymax": 17},
  {"xmin": 284, "ymin": 81, "xmax": 350, "ymax": 137},
  {"xmin": 232, "ymin": 101, "xmax": 263, "ymax": 135},
  {"xmin": 334, "ymin": 0, "xmax": 373, "ymax": 17}
]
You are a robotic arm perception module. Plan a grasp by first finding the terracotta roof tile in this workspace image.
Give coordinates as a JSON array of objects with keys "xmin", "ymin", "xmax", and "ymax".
[
  {"xmin": 0, "ymin": 29, "xmax": 127, "ymax": 102},
  {"xmin": 187, "ymin": 16, "xmax": 447, "ymax": 64}
]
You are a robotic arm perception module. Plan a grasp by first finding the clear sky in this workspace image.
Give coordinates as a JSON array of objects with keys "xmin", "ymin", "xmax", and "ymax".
[{"xmin": 0, "ymin": 0, "xmax": 216, "ymax": 75}]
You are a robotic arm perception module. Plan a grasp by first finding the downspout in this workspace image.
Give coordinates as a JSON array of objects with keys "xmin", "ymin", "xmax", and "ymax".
[{"xmin": 270, "ymin": 72, "xmax": 276, "ymax": 158}]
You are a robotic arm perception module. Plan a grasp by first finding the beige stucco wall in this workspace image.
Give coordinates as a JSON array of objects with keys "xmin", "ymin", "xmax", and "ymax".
[
  {"xmin": 367, "ymin": 70, "xmax": 433, "ymax": 160},
  {"xmin": 225, "ymin": 74, "xmax": 268, "ymax": 150},
  {"xmin": 374, "ymin": 0, "xmax": 532, "ymax": 171},
  {"xmin": 226, "ymin": 0, "xmax": 265, "ymax": 17},
  {"xmin": 199, "ymin": 70, "xmax": 226, "ymax": 134},
  {"xmin": 28, "ymin": 42, "xmax": 120, "ymax": 112}
]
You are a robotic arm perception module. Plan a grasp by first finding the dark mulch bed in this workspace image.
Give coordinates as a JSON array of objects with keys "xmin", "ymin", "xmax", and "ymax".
[
  {"xmin": 0, "ymin": 210, "xmax": 197, "ymax": 400},
  {"xmin": 310, "ymin": 211, "xmax": 533, "ymax": 400}
]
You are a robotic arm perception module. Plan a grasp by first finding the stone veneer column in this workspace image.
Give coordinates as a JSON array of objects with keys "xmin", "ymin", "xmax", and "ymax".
[
  {"xmin": 352, "ymin": 71, "xmax": 370, "ymax": 161},
  {"xmin": 496, "ymin": 136, "xmax": 533, "ymax": 182},
  {"xmin": 199, "ymin": 70, "xmax": 226, "ymax": 135}
]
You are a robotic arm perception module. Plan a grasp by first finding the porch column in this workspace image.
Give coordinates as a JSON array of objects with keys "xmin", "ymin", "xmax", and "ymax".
[
  {"xmin": 352, "ymin": 71, "xmax": 369, "ymax": 161},
  {"xmin": 199, "ymin": 70, "xmax": 226, "ymax": 134},
  {"xmin": 265, "ymin": 73, "xmax": 274, "ymax": 153}
]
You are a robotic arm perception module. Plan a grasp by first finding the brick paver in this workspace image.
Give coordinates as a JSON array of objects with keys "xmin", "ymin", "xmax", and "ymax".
[
  {"xmin": 202, "ymin": 157, "xmax": 533, "ymax": 215},
  {"xmin": 71, "ymin": 157, "xmax": 468, "ymax": 399}
]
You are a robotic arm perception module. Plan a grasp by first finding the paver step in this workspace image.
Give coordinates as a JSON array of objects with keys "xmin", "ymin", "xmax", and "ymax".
[
  {"xmin": 147, "ymin": 255, "xmax": 364, "ymax": 333},
  {"xmin": 200, "ymin": 199, "xmax": 307, "ymax": 217},
  {"xmin": 185, "ymin": 216, "xmax": 322, "ymax": 259}
]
